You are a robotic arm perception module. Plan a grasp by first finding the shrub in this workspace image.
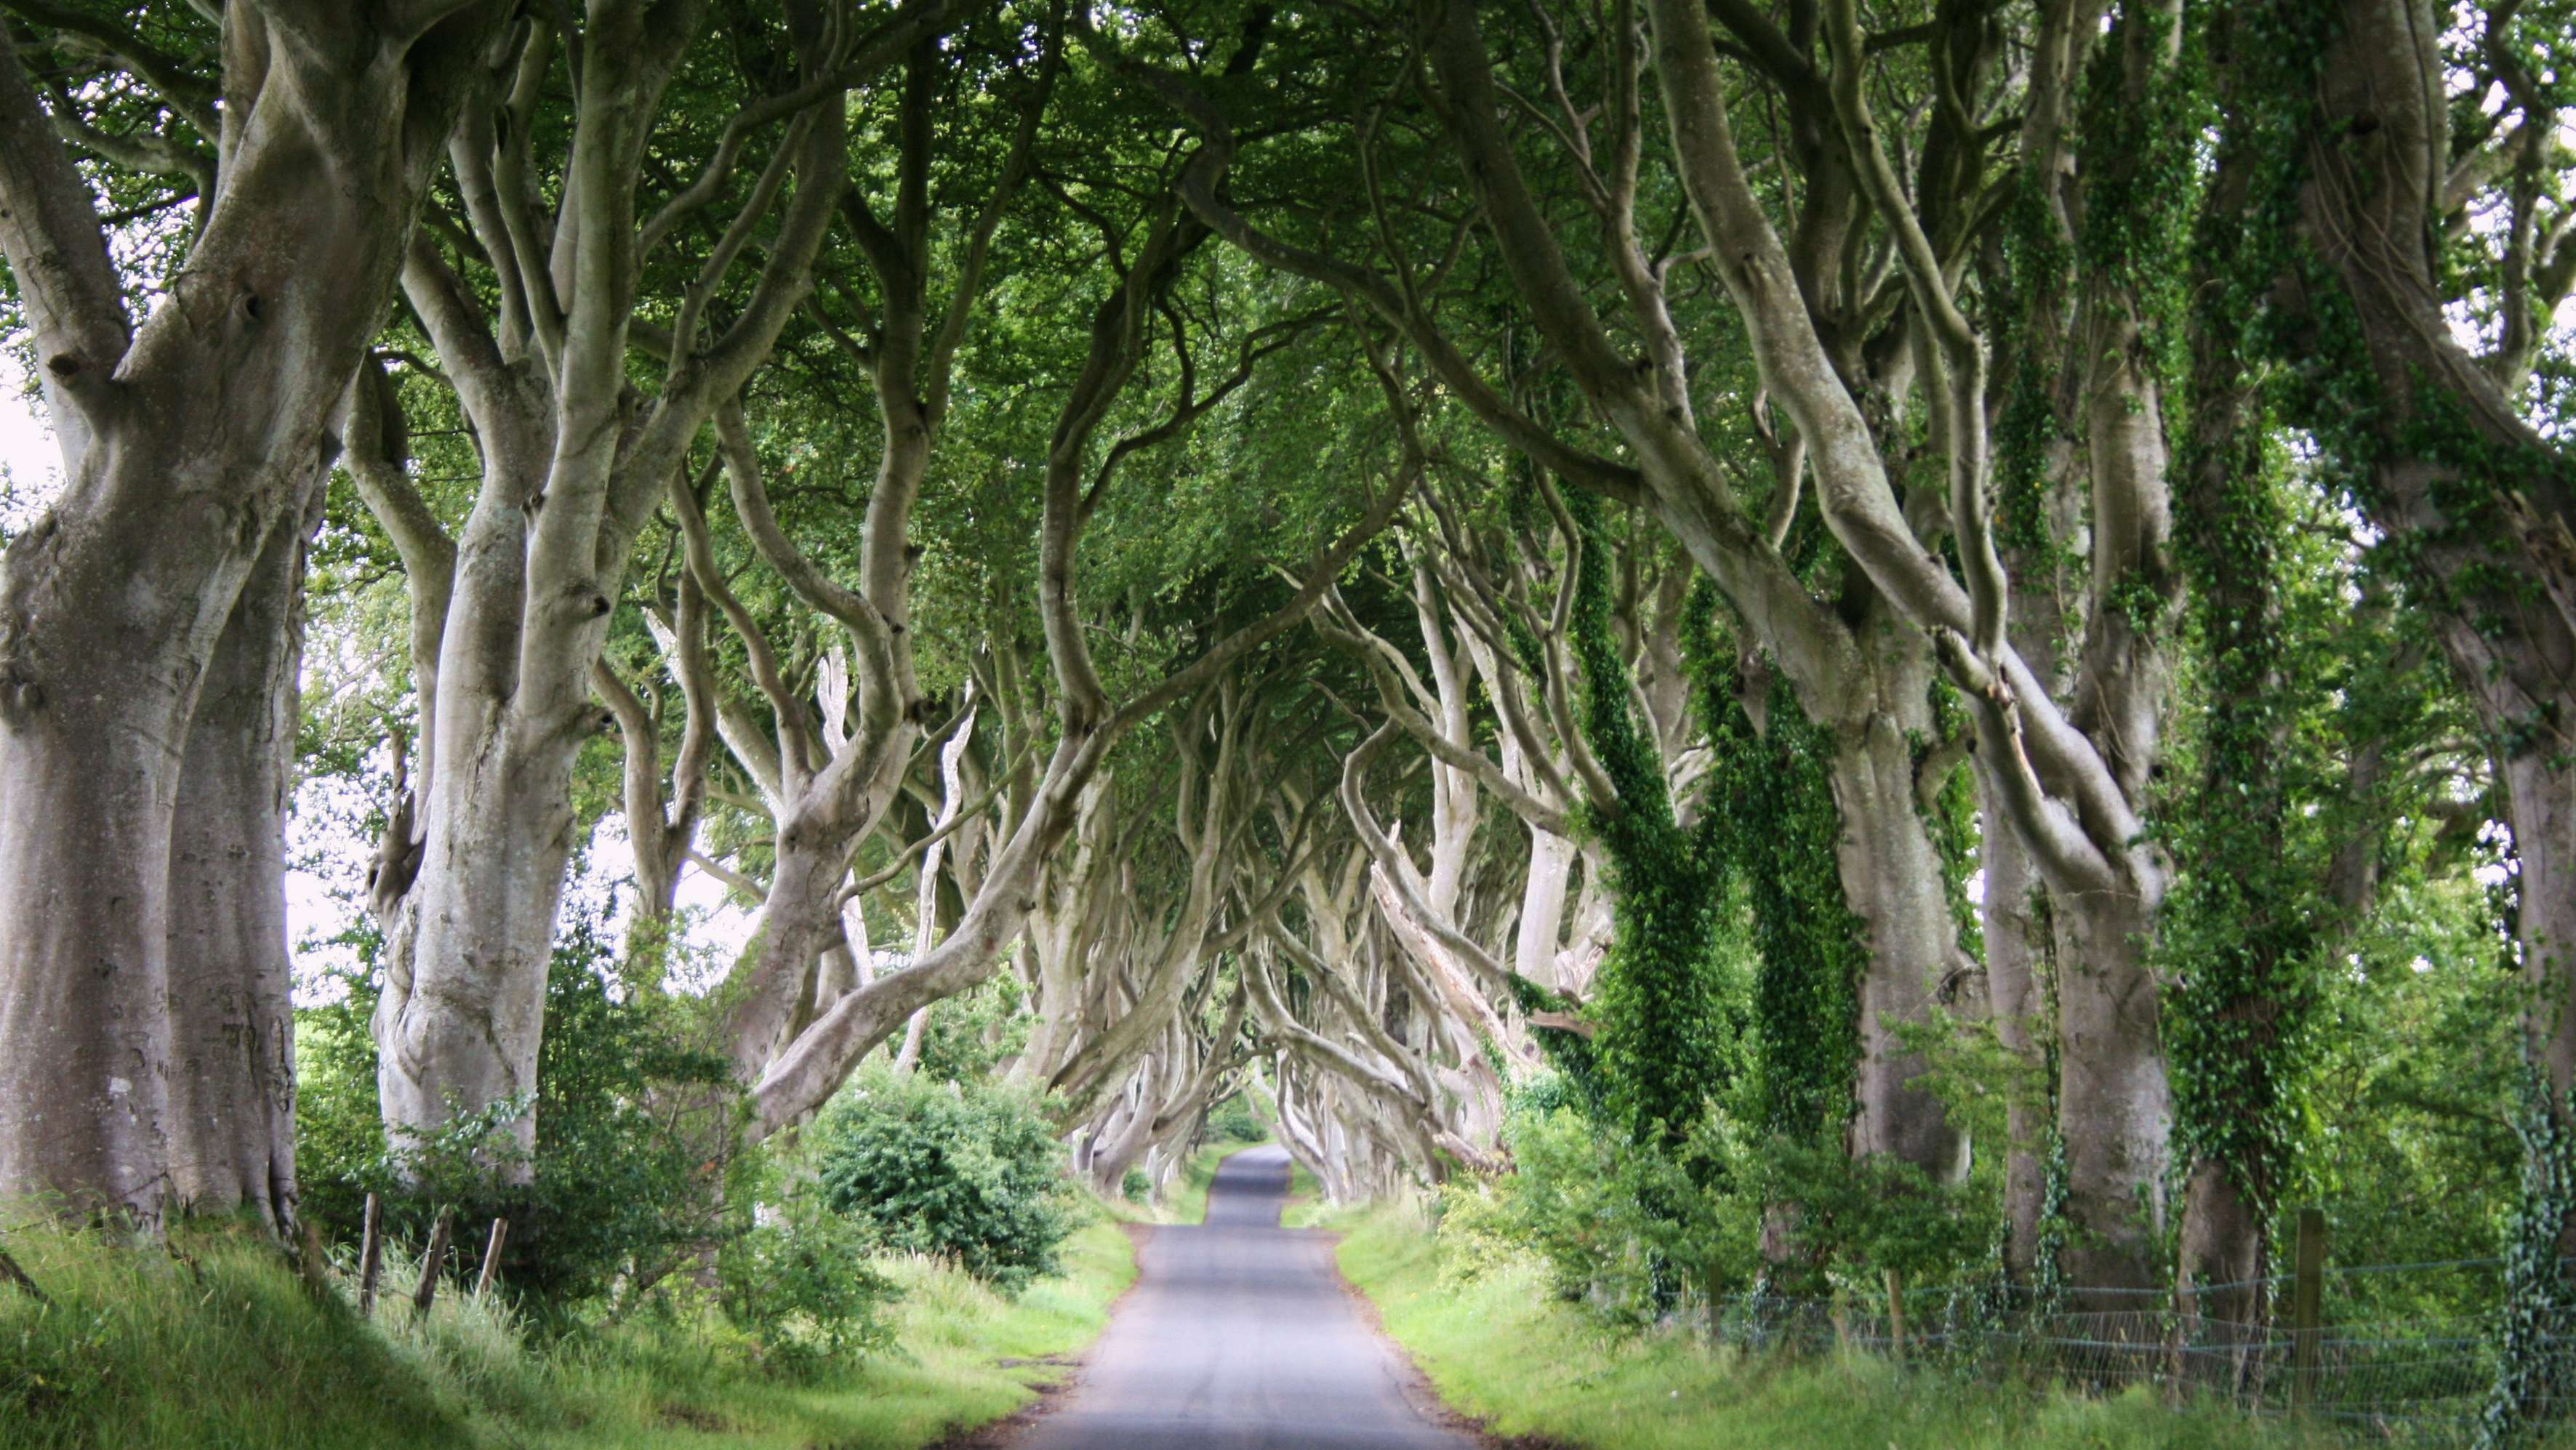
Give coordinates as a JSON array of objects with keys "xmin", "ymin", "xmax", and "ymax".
[
  {"xmin": 810, "ymin": 1068, "xmax": 1075, "ymax": 1293},
  {"xmin": 1207, "ymin": 1094, "xmax": 1267, "ymax": 1143},
  {"xmin": 1465, "ymin": 1084, "xmax": 1763, "ymax": 1326},
  {"xmin": 718, "ymin": 1181, "xmax": 899, "ymax": 1380},
  {"xmin": 295, "ymin": 914, "xmax": 742, "ymax": 1316},
  {"xmin": 1120, "ymin": 1169, "xmax": 1152, "ymax": 1203}
]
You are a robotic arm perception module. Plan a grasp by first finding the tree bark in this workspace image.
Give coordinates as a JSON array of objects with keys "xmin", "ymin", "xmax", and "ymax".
[
  {"xmin": 1978, "ymin": 781, "xmax": 2052, "ymax": 1285},
  {"xmin": 0, "ymin": 4, "xmax": 502, "ymax": 1220},
  {"xmin": 165, "ymin": 483, "xmax": 321, "ymax": 1231}
]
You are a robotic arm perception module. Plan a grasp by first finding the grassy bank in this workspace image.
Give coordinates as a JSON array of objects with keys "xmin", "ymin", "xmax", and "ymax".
[
  {"xmin": 0, "ymin": 1206, "xmax": 1134, "ymax": 1450},
  {"xmin": 1325, "ymin": 1200, "xmax": 2359, "ymax": 1450}
]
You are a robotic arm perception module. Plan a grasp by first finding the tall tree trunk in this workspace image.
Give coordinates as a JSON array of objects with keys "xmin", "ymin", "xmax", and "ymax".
[
  {"xmin": 165, "ymin": 486, "xmax": 320, "ymax": 1231},
  {"xmin": 2050, "ymin": 885, "xmax": 2167, "ymax": 1293},
  {"xmin": 2279, "ymin": 0, "xmax": 2576, "ymax": 1265},
  {"xmin": 0, "ymin": 7, "xmax": 499, "ymax": 1220},
  {"xmin": 1978, "ymin": 786, "xmax": 2052, "ymax": 1284},
  {"xmin": 1828, "ymin": 675, "xmax": 1971, "ymax": 1182}
]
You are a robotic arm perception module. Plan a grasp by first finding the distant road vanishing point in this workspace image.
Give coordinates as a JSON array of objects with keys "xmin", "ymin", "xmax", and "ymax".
[{"xmin": 1016, "ymin": 1145, "xmax": 1479, "ymax": 1450}]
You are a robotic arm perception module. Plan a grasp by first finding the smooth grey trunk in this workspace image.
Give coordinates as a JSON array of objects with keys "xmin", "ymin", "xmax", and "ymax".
[
  {"xmin": 2049, "ymin": 884, "xmax": 2167, "ymax": 1294},
  {"xmin": 1977, "ymin": 778, "xmax": 2052, "ymax": 1284},
  {"xmin": 0, "ymin": 6, "xmax": 501, "ymax": 1220},
  {"xmin": 165, "ymin": 486, "xmax": 320, "ymax": 1231},
  {"xmin": 1826, "ymin": 661, "xmax": 1971, "ymax": 1181}
]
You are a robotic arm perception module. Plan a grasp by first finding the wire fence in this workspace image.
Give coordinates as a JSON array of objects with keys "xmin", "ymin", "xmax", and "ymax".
[{"xmin": 1695, "ymin": 1257, "xmax": 2552, "ymax": 1443}]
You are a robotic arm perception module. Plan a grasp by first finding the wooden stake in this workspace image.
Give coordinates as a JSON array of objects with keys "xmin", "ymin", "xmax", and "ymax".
[
  {"xmin": 412, "ymin": 1209, "xmax": 454, "ymax": 1316},
  {"xmin": 297, "ymin": 1217, "xmax": 330, "ymax": 1296},
  {"xmin": 475, "ymin": 1218, "xmax": 509, "ymax": 1300},
  {"xmin": 1885, "ymin": 1268, "xmax": 1908, "ymax": 1364},
  {"xmin": 357, "ymin": 1193, "xmax": 385, "ymax": 1314},
  {"xmin": 0, "ymin": 1236, "xmax": 48, "ymax": 1306},
  {"xmin": 2290, "ymin": 1207, "xmax": 2326, "ymax": 1412}
]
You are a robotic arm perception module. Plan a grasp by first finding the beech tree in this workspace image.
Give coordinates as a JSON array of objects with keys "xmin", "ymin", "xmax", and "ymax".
[{"xmin": 0, "ymin": 0, "xmax": 502, "ymax": 1227}]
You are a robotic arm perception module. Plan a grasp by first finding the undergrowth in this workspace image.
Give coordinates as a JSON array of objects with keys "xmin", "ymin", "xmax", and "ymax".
[
  {"xmin": 0, "ymin": 1204, "xmax": 1133, "ymax": 1450},
  {"xmin": 1326, "ymin": 1199, "xmax": 2400, "ymax": 1450}
]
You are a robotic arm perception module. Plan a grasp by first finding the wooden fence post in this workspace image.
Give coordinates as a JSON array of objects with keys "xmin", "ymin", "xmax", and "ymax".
[
  {"xmin": 412, "ymin": 1209, "xmax": 454, "ymax": 1316},
  {"xmin": 2290, "ymin": 1207, "xmax": 2326, "ymax": 1412},
  {"xmin": 1885, "ymin": 1269, "xmax": 1909, "ymax": 1365},
  {"xmin": 0, "ymin": 1235, "xmax": 48, "ymax": 1306},
  {"xmin": 475, "ymin": 1218, "xmax": 509, "ymax": 1300},
  {"xmin": 297, "ymin": 1217, "xmax": 330, "ymax": 1296},
  {"xmin": 357, "ymin": 1193, "xmax": 385, "ymax": 1314}
]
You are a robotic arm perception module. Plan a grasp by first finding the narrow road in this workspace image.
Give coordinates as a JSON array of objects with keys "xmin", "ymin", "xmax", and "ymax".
[{"xmin": 1018, "ymin": 1144, "xmax": 1478, "ymax": 1450}]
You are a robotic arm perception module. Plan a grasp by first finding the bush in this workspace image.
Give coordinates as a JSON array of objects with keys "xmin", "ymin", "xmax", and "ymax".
[
  {"xmin": 718, "ymin": 1180, "xmax": 899, "ymax": 1380},
  {"xmin": 1206, "ymin": 1094, "xmax": 1267, "ymax": 1143},
  {"xmin": 810, "ymin": 1068, "xmax": 1075, "ymax": 1293},
  {"xmin": 1120, "ymin": 1169, "xmax": 1152, "ymax": 1203},
  {"xmin": 1451, "ymin": 1081, "xmax": 1762, "ymax": 1326},
  {"xmin": 295, "ymin": 915, "xmax": 742, "ymax": 1316}
]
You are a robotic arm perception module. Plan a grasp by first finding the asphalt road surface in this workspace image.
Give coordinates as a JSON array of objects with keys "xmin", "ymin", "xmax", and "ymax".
[{"xmin": 1017, "ymin": 1143, "xmax": 1479, "ymax": 1450}]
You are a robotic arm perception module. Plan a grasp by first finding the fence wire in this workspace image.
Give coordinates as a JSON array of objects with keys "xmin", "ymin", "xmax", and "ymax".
[{"xmin": 1694, "ymin": 1260, "xmax": 2549, "ymax": 1443}]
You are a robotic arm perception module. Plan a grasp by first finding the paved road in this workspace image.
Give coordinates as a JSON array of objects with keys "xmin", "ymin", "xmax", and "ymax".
[{"xmin": 1019, "ymin": 1144, "xmax": 1478, "ymax": 1450}]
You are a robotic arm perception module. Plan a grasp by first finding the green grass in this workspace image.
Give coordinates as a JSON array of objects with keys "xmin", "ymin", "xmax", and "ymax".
[
  {"xmin": 1278, "ymin": 1161, "xmax": 1326, "ymax": 1228},
  {"xmin": 1327, "ymin": 1200, "xmax": 2372, "ymax": 1450},
  {"xmin": 0, "ymin": 1208, "xmax": 1135, "ymax": 1449}
]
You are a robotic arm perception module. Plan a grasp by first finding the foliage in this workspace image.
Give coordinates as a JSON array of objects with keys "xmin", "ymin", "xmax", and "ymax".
[
  {"xmin": 906, "ymin": 975, "xmax": 1037, "ymax": 1087},
  {"xmin": 1332, "ymin": 1202, "xmax": 2336, "ymax": 1450},
  {"xmin": 810, "ymin": 1068, "xmax": 1077, "ymax": 1293},
  {"xmin": 1451, "ymin": 1100, "xmax": 1761, "ymax": 1326},
  {"xmin": 1206, "ymin": 1095, "xmax": 1268, "ymax": 1144},
  {"xmin": 296, "ymin": 913, "xmax": 741, "ymax": 1315},
  {"xmin": 2481, "ymin": 1071, "xmax": 2576, "ymax": 1448},
  {"xmin": 0, "ymin": 1207, "xmax": 1136, "ymax": 1450},
  {"xmin": 718, "ymin": 1178, "xmax": 901, "ymax": 1381},
  {"xmin": 1694, "ymin": 640, "xmax": 1865, "ymax": 1150},
  {"xmin": 1561, "ymin": 492, "xmax": 1747, "ymax": 1148}
]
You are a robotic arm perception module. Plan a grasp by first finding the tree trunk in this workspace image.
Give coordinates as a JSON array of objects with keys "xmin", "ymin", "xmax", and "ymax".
[
  {"xmin": 165, "ymin": 487, "xmax": 319, "ymax": 1231},
  {"xmin": 0, "ymin": 6, "xmax": 502, "ymax": 1222},
  {"xmin": 1514, "ymin": 827, "xmax": 1577, "ymax": 989},
  {"xmin": 2052, "ymin": 883, "xmax": 2168, "ymax": 1298},
  {"xmin": 1978, "ymin": 781, "xmax": 2052, "ymax": 1285},
  {"xmin": 375, "ymin": 715, "xmax": 587, "ymax": 1169},
  {"xmin": 2508, "ymin": 749, "xmax": 2576, "ymax": 1252},
  {"xmin": 1829, "ymin": 703, "xmax": 1970, "ymax": 1182},
  {"xmin": 0, "ymin": 624, "xmax": 191, "ymax": 1218}
]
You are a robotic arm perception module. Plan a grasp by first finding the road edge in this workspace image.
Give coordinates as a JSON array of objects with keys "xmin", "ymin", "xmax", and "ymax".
[{"xmin": 1312, "ymin": 1226, "xmax": 1581, "ymax": 1450}]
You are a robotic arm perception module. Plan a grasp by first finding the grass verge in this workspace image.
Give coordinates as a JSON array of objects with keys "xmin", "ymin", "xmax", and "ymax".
[
  {"xmin": 1279, "ymin": 1161, "xmax": 1326, "ymax": 1228},
  {"xmin": 0, "ymin": 1207, "xmax": 1133, "ymax": 1450},
  {"xmin": 1328, "ymin": 1200, "xmax": 2357, "ymax": 1450}
]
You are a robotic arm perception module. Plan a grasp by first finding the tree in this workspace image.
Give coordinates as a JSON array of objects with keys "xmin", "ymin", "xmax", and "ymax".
[{"xmin": 0, "ymin": 0, "xmax": 503, "ymax": 1227}]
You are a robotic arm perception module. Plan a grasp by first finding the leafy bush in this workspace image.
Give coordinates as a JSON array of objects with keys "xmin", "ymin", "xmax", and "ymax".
[
  {"xmin": 295, "ymin": 915, "xmax": 742, "ymax": 1315},
  {"xmin": 1455, "ymin": 1076, "xmax": 1994, "ymax": 1326},
  {"xmin": 718, "ymin": 1180, "xmax": 899, "ymax": 1380},
  {"xmin": 1457, "ymin": 1098, "xmax": 1760, "ymax": 1324},
  {"xmin": 1120, "ymin": 1169, "xmax": 1152, "ymax": 1203},
  {"xmin": 811, "ymin": 1068, "xmax": 1076, "ymax": 1293},
  {"xmin": 1207, "ymin": 1094, "xmax": 1268, "ymax": 1143}
]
